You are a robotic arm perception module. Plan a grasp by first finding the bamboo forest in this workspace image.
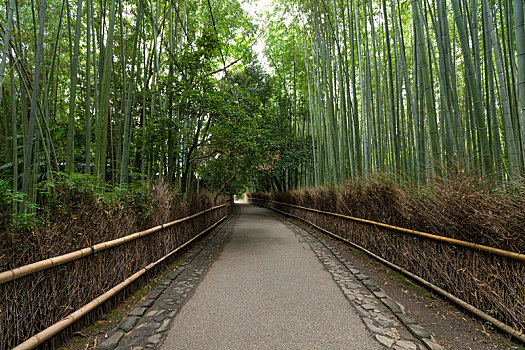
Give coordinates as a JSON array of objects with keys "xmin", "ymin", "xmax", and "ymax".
[
  {"xmin": 2, "ymin": 0, "xmax": 525, "ymax": 348},
  {"xmin": 2, "ymin": 0, "xmax": 525, "ymax": 201}
]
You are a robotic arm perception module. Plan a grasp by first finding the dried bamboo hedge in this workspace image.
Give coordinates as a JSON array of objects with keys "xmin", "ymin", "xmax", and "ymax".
[
  {"xmin": 252, "ymin": 179, "xmax": 524, "ymax": 334},
  {"xmin": 0, "ymin": 183, "xmax": 232, "ymax": 349}
]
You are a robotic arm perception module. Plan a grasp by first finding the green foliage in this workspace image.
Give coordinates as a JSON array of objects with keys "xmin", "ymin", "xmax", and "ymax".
[
  {"xmin": 196, "ymin": 64, "xmax": 275, "ymax": 194},
  {"xmin": 191, "ymin": 57, "xmax": 314, "ymax": 194},
  {"xmin": 39, "ymin": 173, "xmax": 156, "ymax": 221},
  {"xmin": 0, "ymin": 180, "xmax": 39, "ymax": 231},
  {"xmin": 0, "ymin": 173, "xmax": 157, "ymax": 234},
  {"xmin": 7, "ymin": 0, "xmax": 524, "ymax": 203},
  {"xmin": 0, "ymin": 0, "xmax": 318, "ymax": 200}
]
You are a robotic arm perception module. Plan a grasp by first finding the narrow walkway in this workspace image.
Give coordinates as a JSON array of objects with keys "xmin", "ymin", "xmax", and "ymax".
[{"xmin": 161, "ymin": 204, "xmax": 380, "ymax": 349}]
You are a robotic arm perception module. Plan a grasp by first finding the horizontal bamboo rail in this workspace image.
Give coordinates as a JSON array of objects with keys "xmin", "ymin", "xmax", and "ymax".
[
  {"xmin": 0, "ymin": 204, "xmax": 227, "ymax": 284},
  {"xmin": 13, "ymin": 215, "xmax": 228, "ymax": 350},
  {"xmin": 250, "ymin": 198, "xmax": 525, "ymax": 263},
  {"xmin": 254, "ymin": 201, "xmax": 525, "ymax": 344}
]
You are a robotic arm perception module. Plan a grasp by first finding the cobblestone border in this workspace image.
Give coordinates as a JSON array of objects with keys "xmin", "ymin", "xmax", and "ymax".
[
  {"xmin": 97, "ymin": 212, "xmax": 237, "ymax": 350},
  {"xmin": 98, "ymin": 204, "xmax": 444, "ymax": 350},
  {"xmin": 280, "ymin": 216, "xmax": 445, "ymax": 350}
]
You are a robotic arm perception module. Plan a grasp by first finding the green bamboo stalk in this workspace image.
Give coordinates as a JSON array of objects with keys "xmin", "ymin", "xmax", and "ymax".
[
  {"xmin": 65, "ymin": 0, "xmax": 83, "ymax": 174},
  {"xmin": 451, "ymin": 0, "xmax": 493, "ymax": 176},
  {"xmin": 120, "ymin": 0, "xmax": 144, "ymax": 186},
  {"xmin": 383, "ymin": 0, "xmax": 399, "ymax": 175},
  {"xmin": 483, "ymin": 0, "xmax": 520, "ymax": 179},
  {"xmin": 95, "ymin": 0, "xmax": 117, "ymax": 184},
  {"xmin": 413, "ymin": 0, "xmax": 441, "ymax": 176},
  {"xmin": 347, "ymin": 0, "xmax": 361, "ymax": 175},
  {"xmin": 0, "ymin": 0, "xmax": 16, "ymax": 177},
  {"xmin": 353, "ymin": 0, "xmax": 368, "ymax": 172},
  {"xmin": 22, "ymin": 0, "xmax": 46, "ymax": 203},
  {"xmin": 483, "ymin": 14, "xmax": 503, "ymax": 179},
  {"xmin": 502, "ymin": 0, "xmax": 521, "ymax": 167},
  {"xmin": 394, "ymin": 0, "xmax": 417, "ymax": 179},
  {"xmin": 0, "ymin": 0, "xmax": 16, "ymax": 90},
  {"xmin": 428, "ymin": 1, "xmax": 455, "ymax": 167},
  {"xmin": 10, "ymin": 55, "xmax": 17, "ymax": 214},
  {"xmin": 514, "ymin": 0, "xmax": 525, "ymax": 171},
  {"xmin": 340, "ymin": 0, "xmax": 355, "ymax": 178},
  {"xmin": 84, "ymin": 0, "xmax": 92, "ymax": 174},
  {"xmin": 442, "ymin": 1, "xmax": 466, "ymax": 166}
]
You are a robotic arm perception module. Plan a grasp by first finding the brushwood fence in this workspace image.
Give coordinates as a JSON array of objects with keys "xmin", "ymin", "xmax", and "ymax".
[
  {"xmin": 251, "ymin": 196, "xmax": 524, "ymax": 340},
  {"xmin": 0, "ymin": 195, "xmax": 233, "ymax": 349}
]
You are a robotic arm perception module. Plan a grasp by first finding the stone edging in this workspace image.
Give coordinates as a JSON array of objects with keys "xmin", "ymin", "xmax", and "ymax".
[
  {"xmin": 280, "ymin": 216, "xmax": 445, "ymax": 350},
  {"xmin": 97, "ymin": 212, "xmax": 237, "ymax": 350}
]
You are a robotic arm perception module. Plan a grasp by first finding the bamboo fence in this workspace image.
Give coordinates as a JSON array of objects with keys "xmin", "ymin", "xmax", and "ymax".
[
  {"xmin": 251, "ymin": 197, "xmax": 525, "ymax": 343},
  {"xmin": 1, "ymin": 199, "xmax": 232, "ymax": 349}
]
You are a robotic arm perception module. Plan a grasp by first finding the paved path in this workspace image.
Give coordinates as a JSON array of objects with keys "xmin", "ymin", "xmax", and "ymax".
[{"xmin": 161, "ymin": 204, "xmax": 381, "ymax": 349}]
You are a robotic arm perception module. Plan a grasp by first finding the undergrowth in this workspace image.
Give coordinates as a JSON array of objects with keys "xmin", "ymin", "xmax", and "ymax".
[{"xmin": 0, "ymin": 173, "xmax": 160, "ymax": 270}]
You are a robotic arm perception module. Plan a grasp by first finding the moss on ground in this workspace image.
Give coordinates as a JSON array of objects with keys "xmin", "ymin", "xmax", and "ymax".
[{"xmin": 386, "ymin": 270, "xmax": 431, "ymax": 297}]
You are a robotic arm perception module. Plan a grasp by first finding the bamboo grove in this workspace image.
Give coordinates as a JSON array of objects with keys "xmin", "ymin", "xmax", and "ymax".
[
  {"xmin": 0, "ymin": 0, "xmax": 292, "ymax": 210},
  {"xmin": 2, "ymin": 0, "xmax": 525, "ymax": 208},
  {"xmin": 263, "ymin": 0, "xmax": 525, "ymax": 188}
]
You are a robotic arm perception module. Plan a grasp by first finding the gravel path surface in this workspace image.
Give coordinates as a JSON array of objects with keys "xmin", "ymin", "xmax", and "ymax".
[{"xmin": 160, "ymin": 203, "xmax": 381, "ymax": 349}]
